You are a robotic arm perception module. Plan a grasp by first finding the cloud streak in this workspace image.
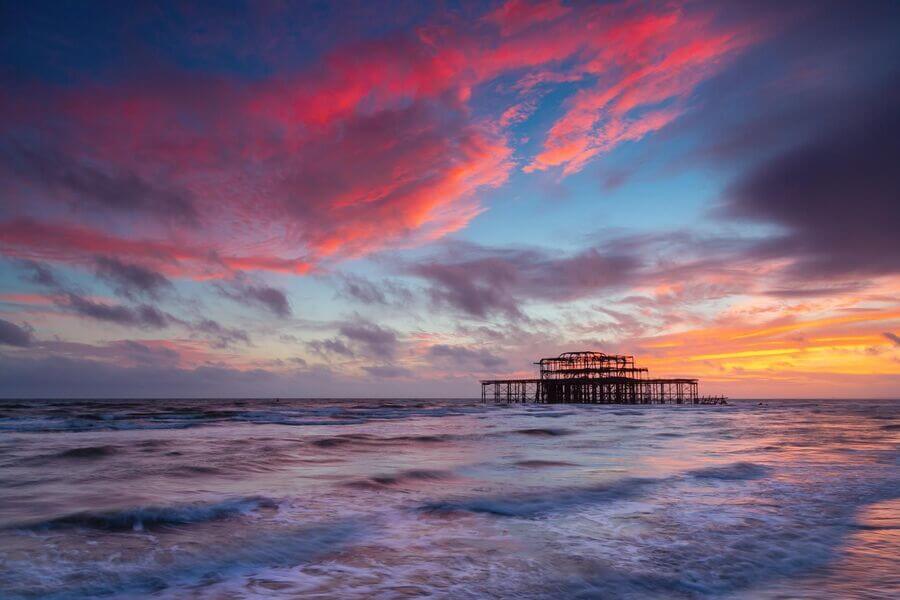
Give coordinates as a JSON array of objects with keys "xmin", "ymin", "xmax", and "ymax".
[
  {"xmin": 94, "ymin": 256, "xmax": 172, "ymax": 299},
  {"xmin": 427, "ymin": 344, "xmax": 507, "ymax": 370},
  {"xmin": 0, "ymin": 142, "xmax": 198, "ymax": 224},
  {"xmin": 215, "ymin": 277, "xmax": 292, "ymax": 318},
  {"xmin": 59, "ymin": 293, "xmax": 170, "ymax": 329},
  {"xmin": 0, "ymin": 318, "xmax": 33, "ymax": 347},
  {"xmin": 1, "ymin": 1, "xmax": 897, "ymax": 398},
  {"xmin": 0, "ymin": 0, "xmax": 758, "ymax": 277},
  {"xmin": 338, "ymin": 321, "xmax": 398, "ymax": 358},
  {"xmin": 408, "ymin": 241, "xmax": 642, "ymax": 318}
]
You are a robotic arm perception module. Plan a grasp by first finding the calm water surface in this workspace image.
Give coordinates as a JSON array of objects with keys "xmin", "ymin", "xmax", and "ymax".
[{"xmin": 0, "ymin": 398, "xmax": 897, "ymax": 598}]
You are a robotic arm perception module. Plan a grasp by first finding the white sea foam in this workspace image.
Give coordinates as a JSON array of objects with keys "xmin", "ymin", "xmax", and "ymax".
[{"xmin": 0, "ymin": 398, "xmax": 897, "ymax": 598}]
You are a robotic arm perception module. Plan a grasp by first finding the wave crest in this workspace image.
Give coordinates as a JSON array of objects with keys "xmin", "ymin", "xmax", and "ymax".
[
  {"xmin": 689, "ymin": 462, "xmax": 771, "ymax": 481},
  {"xmin": 13, "ymin": 496, "xmax": 276, "ymax": 532}
]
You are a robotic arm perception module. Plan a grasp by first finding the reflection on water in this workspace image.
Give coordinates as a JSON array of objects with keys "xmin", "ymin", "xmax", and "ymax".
[{"xmin": 0, "ymin": 398, "xmax": 897, "ymax": 598}]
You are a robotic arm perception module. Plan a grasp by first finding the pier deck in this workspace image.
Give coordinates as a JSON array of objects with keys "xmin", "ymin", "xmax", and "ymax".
[{"xmin": 480, "ymin": 351, "xmax": 725, "ymax": 405}]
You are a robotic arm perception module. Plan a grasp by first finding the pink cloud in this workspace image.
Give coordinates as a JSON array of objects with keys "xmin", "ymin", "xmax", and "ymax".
[
  {"xmin": 0, "ymin": 1, "xmax": 763, "ymax": 276},
  {"xmin": 484, "ymin": 0, "xmax": 572, "ymax": 37},
  {"xmin": 0, "ymin": 220, "xmax": 311, "ymax": 279},
  {"xmin": 527, "ymin": 14, "xmax": 760, "ymax": 174}
]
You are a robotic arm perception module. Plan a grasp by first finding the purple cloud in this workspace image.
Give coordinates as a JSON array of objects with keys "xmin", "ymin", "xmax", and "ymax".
[
  {"xmin": 0, "ymin": 318, "xmax": 33, "ymax": 347},
  {"xmin": 215, "ymin": 277, "xmax": 292, "ymax": 318},
  {"xmin": 60, "ymin": 293, "xmax": 169, "ymax": 329},
  {"xmin": 724, "ymin": 79, "xmax": 900, "ymax": 279},
  {"xmin": 362, "ymin": 365, "xmax": 412, "ymax": 378},
  {"xmin": 336, "ymin": 273, "xmax": 412, "ymax": 307},
  {"xmin": 308, "ymin": 337, "xmax": 355, "ymax": 357},
  {"xmin": 107, "ymin": 340, "xmax": 180, "ymax": 366},
  {"xmin": 94, "ymin": 256, "xmax": 172, "ymax": 299},
  {"xmin": 17, "ymin": 259, "xmax": 59, "ymax": 288},
  {"xmin": 427, "ymin": 344, "xmax": 507, "ymax": 370},
  {"xmin": 407, "ymin": 242, "xmax": 641, "ymax": 319},
  {"xmin": 0, "ymin": 141, "xmax": 198, "ymax": 224},
  {"xmin": 338, "ymin": 321, "xmax": 398, "ymax": 357},
  {"xmin": 191, "ymin": 319, "xmax": 251, "ymax": 348}
]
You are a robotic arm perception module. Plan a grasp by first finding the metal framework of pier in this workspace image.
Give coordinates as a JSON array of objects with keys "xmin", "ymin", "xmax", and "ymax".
[{"xmin": 481, "ymin": 351, "xmax": 724, "ymax": 405}]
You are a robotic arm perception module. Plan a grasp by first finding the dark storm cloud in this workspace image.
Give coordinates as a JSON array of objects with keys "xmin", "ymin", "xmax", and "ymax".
[
  {"xmin": 406, "ymin": 242, "xmax": 641, "ymax": 319},
  {"xmin": 0, "ymin": 318, "xmax": 33, "ymax": 347},
  {"xmin": 0, "ymin": 142, "xmax": 198, "ymax": 224},
  {"xmin": 427, "ymin": 344, "xmax": 507, "ymax": 370},
  {"xmin": 723, "ymin": 78, "xmax": 900, "ymax": 279},
  {"xmin": 215, "ymin": 277, "xmax": 292, "ymax": 318},
  {"xmin": 60, "ymin": 293, "xmax": 169, "ymax": 329},
  {"xmin": 94, "ymin": 256, "xmax": 172, "ymax": 299},
  {"xmin": 679, "ymin": 0, "xmax": 900, "ymax": 162},
  {"xmin": 663, "ymin": 1, "xmax": 900, "ymax": 284}
]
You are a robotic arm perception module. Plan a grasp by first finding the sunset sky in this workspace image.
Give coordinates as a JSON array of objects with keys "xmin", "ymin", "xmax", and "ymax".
[{"xmin": 1, "ymin": 0, "xmax": 899, "ymax": 398}]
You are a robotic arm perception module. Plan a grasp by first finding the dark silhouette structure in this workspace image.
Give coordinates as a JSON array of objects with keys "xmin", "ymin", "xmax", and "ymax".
[{"xmin": 481, "ymin": 351, "xmax": 725, "ymax": 404}]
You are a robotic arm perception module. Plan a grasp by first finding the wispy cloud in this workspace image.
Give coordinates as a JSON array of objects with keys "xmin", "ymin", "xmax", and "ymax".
[
  {"xmin": 0, "ymin": 318, "xmax": 33, "ymax": 347},
  {"xmin": 215, "ymin": 276, "xmax": 292, "ymax": 318}
]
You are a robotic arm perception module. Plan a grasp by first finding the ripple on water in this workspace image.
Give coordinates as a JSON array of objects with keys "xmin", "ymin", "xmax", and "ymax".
[
  {"xmin": 53, "ymin": 445, "xmax": 119, "ymax": 459},
  {"xmin": 689, "ymin": 462, "xmax": 772, "ymax": 481},
  {"xmin": 514, "ymin": 460, "xmax": 580, "ymax": 468},
  {"xmin": 513, "ymin": 428, "xmax": 575, "ymax": 437},
  {"xmin": 10, "ymin": 496, "xmax": 278, "ymax": 532}
]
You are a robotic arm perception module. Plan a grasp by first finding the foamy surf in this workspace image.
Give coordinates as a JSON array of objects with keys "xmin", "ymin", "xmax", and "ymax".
[{"xmin": 0, "ymin": 398, "xmax": 897, "ymax": 599}]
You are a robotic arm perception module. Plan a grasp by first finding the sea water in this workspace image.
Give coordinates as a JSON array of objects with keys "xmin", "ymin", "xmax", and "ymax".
[{"xmin": 0, "ymin": 398, "xmax": 897, "ymax": 598}]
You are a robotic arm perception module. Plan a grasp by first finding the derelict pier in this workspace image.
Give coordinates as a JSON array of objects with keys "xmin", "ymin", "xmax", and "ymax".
[{"xmin": 481, "ymin": 351, "xmax": 725, "ymax": 405}]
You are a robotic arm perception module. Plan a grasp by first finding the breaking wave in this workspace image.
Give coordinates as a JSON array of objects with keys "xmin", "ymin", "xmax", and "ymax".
[
  {"xmin": 12, "ymin": 497, "xmax": 276, "ymax": 532},
  {"xmin": 420, "ymin": 477, "xmax": 654, "ymax": 517},
  {"xmin": 513, "ymin": 428, "xmax": 574, "ymax": 437},
  {"xmin": 2, "ymin": 521, "xmax": 360, "ymax": 599}
]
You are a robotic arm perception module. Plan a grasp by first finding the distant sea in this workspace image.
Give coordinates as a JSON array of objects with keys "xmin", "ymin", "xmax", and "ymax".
[{"xmin": 0, "ymin": 398, "xmax": 897, "ymax": 599}]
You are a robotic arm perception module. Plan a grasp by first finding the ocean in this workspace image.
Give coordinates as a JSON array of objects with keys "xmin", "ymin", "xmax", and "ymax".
[{"xmin": 0, "ymin": 398, "xmax": 897, "ymax": 599}]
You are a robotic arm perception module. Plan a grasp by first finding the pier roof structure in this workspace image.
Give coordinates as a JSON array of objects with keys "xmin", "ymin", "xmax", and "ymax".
[{"xmin": 481, "ymin": 351, "xmax": 724, "ymax": 404}]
